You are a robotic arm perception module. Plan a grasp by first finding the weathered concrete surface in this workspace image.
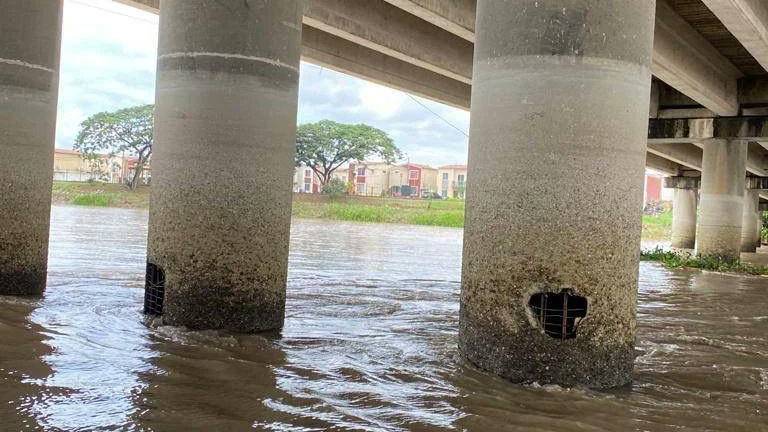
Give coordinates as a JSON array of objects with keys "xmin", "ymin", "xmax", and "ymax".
[
  {"xmin": 697, "ymin": 140, "xmax": 747, "ymax": 260},
  {"xmin": 0, "ymin": 0, "xmax": 62, "ymax": 295},
  {"xmin": 741, "ymin": 189, "xmax": 760, "ymax": 252},
  {"xmin": 701, "ymin": 0, "xmax": 768, "ymax": 73},
  {"xmin": 756, "ymin": 210, "xmax": 763, "ymax": 249},
  {"xmin": 460, "ymin": 0, "xmax": 655, "ymax": 388},
  {"xmin": 382, "ymin": 0, "xmax": 476, "ymax": 42},
  {"xmin": 304, "ymin": 0, "xmax": 474, "ymax": 84},
  {"xmin": 146, "ymin": 0, "xmax": 302, "ymax": 332},
  {"xmin": 667, "ymin": 178, "xmax": 699, "ymax": 249}
]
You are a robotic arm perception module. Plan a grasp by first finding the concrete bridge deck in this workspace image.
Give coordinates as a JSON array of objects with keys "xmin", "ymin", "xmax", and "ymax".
[{"xmin": 116, "ymin": 0, "xmax": 768, "ymax": 198}]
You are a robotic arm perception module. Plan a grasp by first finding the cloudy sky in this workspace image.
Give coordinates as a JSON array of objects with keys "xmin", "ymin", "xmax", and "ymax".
[{"xmin": 56, "ymin": 0, "xmax": 470, "ymax": 167}]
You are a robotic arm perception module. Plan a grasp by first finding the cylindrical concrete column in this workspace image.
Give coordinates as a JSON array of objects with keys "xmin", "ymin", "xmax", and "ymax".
[
  {"xmin": 696, "ymin": 140, "xmax": 747, "ymax": 260},
  {"xmin": 671, "ymin": 187, "xmax": 698, "ymax": 249},
  {"xmin": 0, "ymin": 1, "xmax": 63, "ymax": 295},
  {"xmin": 146, "ymin": 0, "xmax": 303, "ymax": 331},
  {"xmin": 741, "ymin": 189, "xmax": 760, "ymax": 252},
  {"xmin": 460, "ymin": 0, "xmax": 655, "ymax": 387}
]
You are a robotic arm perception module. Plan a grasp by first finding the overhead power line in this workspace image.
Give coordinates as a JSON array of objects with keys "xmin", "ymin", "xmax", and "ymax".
[
  {"xmin": 68, "ymin": 0, "xmax": 158, "ymax": 25},
  {"xmin": 405, "ymin": 93, "xmax": 469, "ymax": 138}
]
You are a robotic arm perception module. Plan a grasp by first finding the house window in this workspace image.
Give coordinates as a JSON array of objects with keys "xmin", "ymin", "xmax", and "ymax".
[
  {"xmin": 357, "ymin": 167, "xmax": 366, "ymax": 176},
  {"xmin": 409, "ymin": 170, "xmax": 419, "ymax": 180},
  {"xmin": 303, "ymin": 180, "xmax": 311, "ymax": 192},
  {"xmin": 457, "ymin": 174, "xmax": 465, "ymax": 186},
  {"xmin": 304, "ymin": 169, "xmax": 312, "ymax": 177},
  {"xmin": 442, "ymin": 173, "xmax": 449, "ymax": 180},
  {"xmin": 356, "ymin": 183, "xmax": 366, "ymax": 195}
]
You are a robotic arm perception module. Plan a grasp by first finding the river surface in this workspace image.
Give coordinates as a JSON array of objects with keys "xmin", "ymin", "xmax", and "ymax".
[{"xmin": 1, "ymin": 206, "xmax": 767, "ymax": 431}]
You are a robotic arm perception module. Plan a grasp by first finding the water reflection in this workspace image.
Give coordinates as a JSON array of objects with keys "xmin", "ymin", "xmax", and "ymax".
[{"xmin": 0, "ymin": 206, "xmax": 766, "ymax": 431}]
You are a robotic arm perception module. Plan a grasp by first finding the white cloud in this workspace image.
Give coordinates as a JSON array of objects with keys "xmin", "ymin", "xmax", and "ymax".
[{"xmin": 55, "ymin": 0, "xmax": 469, "ymax": 166}]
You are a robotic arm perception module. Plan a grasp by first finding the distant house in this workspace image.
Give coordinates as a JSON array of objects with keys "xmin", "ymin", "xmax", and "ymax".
[
  {"xmin": 293, "ymin": 165, "xmax": 321, "ymax": 193},
  {"xmin": 346, "ymin": 161, "xmax": 439, "ymax": 197},
  {"xmin": 644, "ymin": 172, "xmax": 663, "ymax": 205},
  {"xmin": 348, "ymin": 161, "xmax": 395, "ymax": 196},
  {"xmin": 53, "ymin": 148, "xmax": 149, "ymax": 184},
  {"xmin": 437, "ymin": 164, "xmax": 467, "ymax": 199}
]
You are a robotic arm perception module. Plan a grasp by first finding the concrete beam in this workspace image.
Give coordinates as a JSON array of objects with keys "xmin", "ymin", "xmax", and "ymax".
[
  {"xmin": 304, "ymin": 0, "xmax": 474, "ymax": 84},
  {"xmin": 746, "ymin": 176, "xmax": 768, "ymax": 189},
  {"xmin": 113, "ymin": 0, "xmax": 158, "ymax": 13},
  {"xmin": 381, "ymin": 0, "xmax": 476, "ymax": 42},
  {"xmin": 747, "ymin": 142, "xmax": 768, "ymax": 175},
  {"xmin": 664, "ymin": 176, "xmax": 701, "ymax": 189},
  {"xmin": 648, "ymin": 117, "xmax": 768, "ymax": 141},
  {"xmin": 646, "ymin": 152, "xmax": 684, "ymax": 175},
  {"xmin": 377, "ymin": 0, "xmax": 743, "ymax": 115},
  {"xmin": 647, "ymin": 143, "xmax": 703, "ymax": 170},
  {"xmin": 701, "ymin": 0, "xmax": 768, "ymax": 73},
  {"xmin": 652, "ymin": 1, "xmax": 743, "ymax": 116},
  {"xmin": 302, "ymin": 26, "xmax": 471, "ymax": 109}
]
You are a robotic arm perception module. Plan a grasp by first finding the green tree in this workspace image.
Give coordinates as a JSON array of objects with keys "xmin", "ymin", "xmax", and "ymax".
[
  {"xmin": 74, "ymin": 104, "xmax": 154, "ymax": 190},
  {"xmin": 295, "ymin": 120, "xmax": 401, "ymax": 186}
]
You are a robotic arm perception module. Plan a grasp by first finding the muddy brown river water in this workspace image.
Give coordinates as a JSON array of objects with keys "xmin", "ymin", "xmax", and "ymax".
[{"xmin": 1, "ymin": 206, "xmax": 767, "ymax": 431}]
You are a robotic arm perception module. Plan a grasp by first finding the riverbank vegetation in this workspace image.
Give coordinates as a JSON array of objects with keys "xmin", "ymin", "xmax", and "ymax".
[
  {"xmin": 640, "ymin": 247, "xmax": 768, "ymax": 275},
  {"xmin": 52, "ymin": 181, "xmax": 676, "ymax": 236},
  {"xmin": 292, "ymin": 197, "xmax": 465, "ymax": 227},
  {"xmin": 52, "ymin": 181, "xmax": 150, "ymax": 208}
]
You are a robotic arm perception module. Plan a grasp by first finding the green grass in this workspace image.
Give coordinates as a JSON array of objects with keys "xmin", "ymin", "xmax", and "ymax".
[
  {"xmin": 70, "ymin": 193, "xmax": 116, "ymax": 207},
  {"xmin": 640, "ymin": 247, "xmax": 768, "ymax": 275},
  {"xmin": 291, "ymin": 200, "xmax": 464, "ymax": 228},
  {"xmin": 641, "ymin": 210, "xmax": 673, "ymax": 240}
]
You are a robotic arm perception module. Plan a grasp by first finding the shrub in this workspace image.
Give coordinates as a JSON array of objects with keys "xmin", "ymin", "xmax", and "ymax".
[
  {"xmin": 322, "ymin": 178, "xmax": 347, "ymax": 199},
  {"xmin": 640, "ymin": 247, "xmax": 768, "ymax": 275}
]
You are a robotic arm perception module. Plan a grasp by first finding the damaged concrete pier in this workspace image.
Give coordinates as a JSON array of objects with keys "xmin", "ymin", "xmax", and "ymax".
[{"xmin": 458, "ymin": 0, "xmax": 655, "ymax": 387}]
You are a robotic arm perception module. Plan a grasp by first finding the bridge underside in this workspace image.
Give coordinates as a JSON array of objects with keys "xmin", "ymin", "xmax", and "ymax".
[{"xmin": 3, "ymin": 0, "xmax": 768, "ymax": 389}]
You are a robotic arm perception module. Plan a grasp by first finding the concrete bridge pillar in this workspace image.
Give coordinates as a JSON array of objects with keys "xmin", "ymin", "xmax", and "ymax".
[
  {"xmin": 696, "ymin": 140, "xmax": 747, "ymax": 260},
  {"xmin": 741, "ymin": 188, "xmax": 760, "ymax": 253},
  {"xmin": 460, "ymin": 0, "xmax": 655, "ymax": 387},
  {"xmin": 145, "ymin": 0, "xmax": 303, "ymax": 331},
  {"xmin": 759, "ymin": 203, "xmax": 768, "ymax": 248},
  {"xmin": 0, "ymin": 0, "xmax": 62, "ymax": 295},
  {"xmin": 665, "ymin": 176, "xmax": 700, "ymax": 249}
]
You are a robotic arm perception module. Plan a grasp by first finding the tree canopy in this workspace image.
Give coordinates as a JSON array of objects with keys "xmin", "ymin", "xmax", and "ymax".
[
  {"xmin": 295, "ymin": 120, "xmax": 401, "ymax": 185},
  {"xmin": 74, "ymin": 104, "xmax": 154, "ymax": 190}
]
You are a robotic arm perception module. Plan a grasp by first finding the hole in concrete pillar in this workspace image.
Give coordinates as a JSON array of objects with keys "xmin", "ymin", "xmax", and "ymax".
[
  {"xmin": 528, "ymin": 289, "xmax": 587, "ymax": 340},
  {"xmin": 144, "ymin": 262, "xmax": 165, "ymax": 316}
]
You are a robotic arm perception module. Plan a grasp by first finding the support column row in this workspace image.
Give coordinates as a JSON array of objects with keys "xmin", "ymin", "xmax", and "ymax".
[{"xmin": 0, "ymin": 0, "xmax": 63, "ymax": 295}]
